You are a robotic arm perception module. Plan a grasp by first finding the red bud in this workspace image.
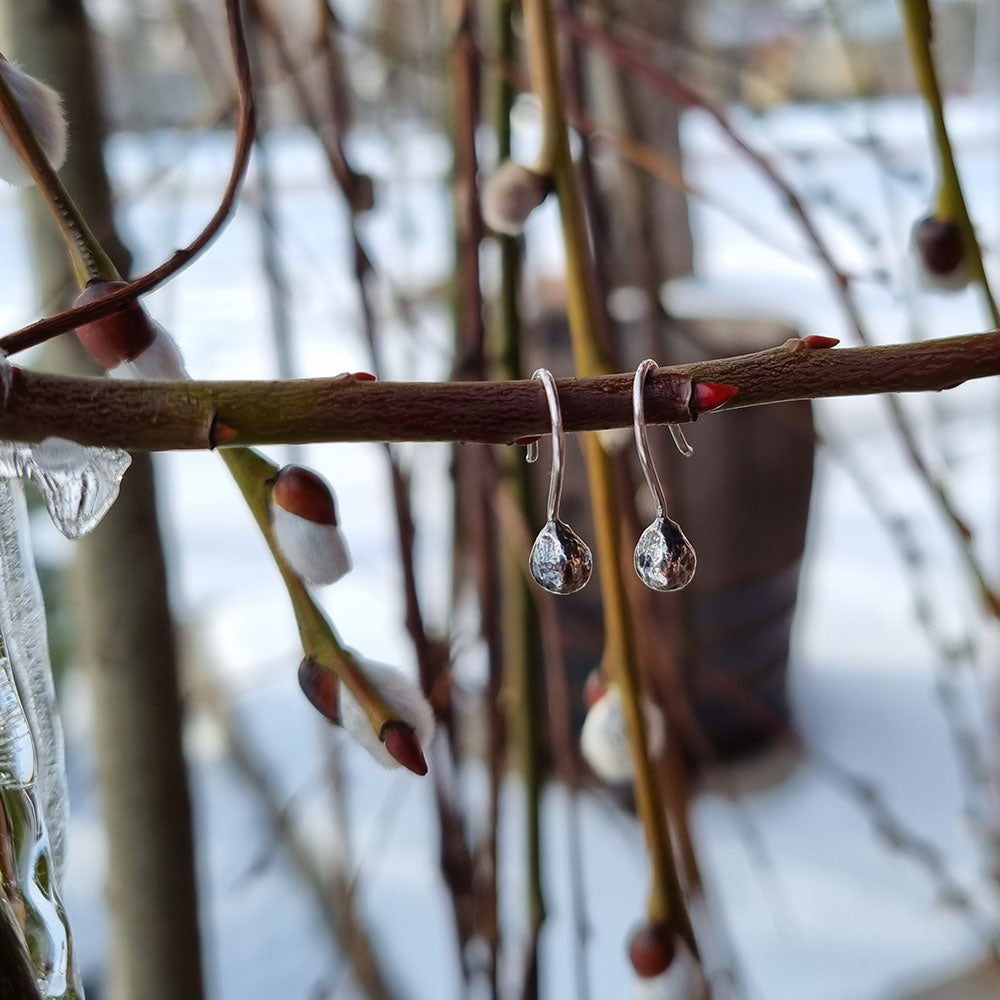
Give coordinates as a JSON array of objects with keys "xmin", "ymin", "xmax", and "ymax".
[
  {"xmin": 693, "ymin": 382, "xmax": 738, "ymax": 413},
  {"xmin": 513, "ymin": 436, "xmax": 540, "ymax": 447},
  {"xmin": 298, "ymin": 658, "xmax": 340, "ymax": 723},
  {"xmin": 352, "ymin": 371, "xmax": 378, "ymax": 382},
  {"xmin": 628, "ymin": 922, "xmax": 676, "ymax": 978},
  {"xmin": 272, "ymin": 466, "xmax": 338, "ymax": 525},
  {"xmin": 74, "ymin": 281, "xmax": 157, "ymax": 369},
  {"xmin": 801, "ymin": 335, "xmax": 840, "ymax": 349},
  {"xmin": 913, "ymin": 215, "xmax": 964, "ymax": 276},
  {"xmin": 209, "ymin": 419, "xmax": 238, "ymax": 448},
  {"xmin": 381, "ymin": 723, "xmax": 428, "ymax": 775}
]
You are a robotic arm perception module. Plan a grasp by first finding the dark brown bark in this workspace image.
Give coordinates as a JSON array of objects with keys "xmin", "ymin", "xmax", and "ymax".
[{"xmin": 0, "ymin": 332, "xmax": 993, "ymax": 449}]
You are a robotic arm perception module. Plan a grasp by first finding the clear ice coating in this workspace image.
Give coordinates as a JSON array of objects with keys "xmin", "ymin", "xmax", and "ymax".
[
  {"xmin": 0, "ymin": 437, "xmax": 131, "ymax": 539},
  {"xmin": 0, "ymin": 479, "xmax": 81, "ymax": 998},
  {"xmin": 529, "ymin": 518, "xmax": 593, "ymax": 595},
  {"xmin": 633, "ymin": 516, "xmax": 697, "ymax": 592}
]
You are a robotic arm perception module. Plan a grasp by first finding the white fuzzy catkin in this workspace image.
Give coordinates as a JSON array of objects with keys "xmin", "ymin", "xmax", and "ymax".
[
  {"xmin": 339, "ymin": 661, "xmax": 435, "ymax": 768},
  {"xmin": 270, "ymin": 504, "xmax": 352, "ymax": 586},
  {"xmin": 109, "ymin": 322, "xmax": 189, "ymax": 381},
  {"xmin": 480, "ymin": 160, "xmax": 548, "ymax": 236},
  {"xmin": 580, "ymin": 684, "xmax": 666, "ymax": 784},
  {"xmin": 0, "ymin": 60, "xmax": 67, "ymax": 188}
]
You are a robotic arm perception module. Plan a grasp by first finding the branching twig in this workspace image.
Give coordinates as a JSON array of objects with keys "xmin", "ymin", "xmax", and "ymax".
[{"xmin": 0, "ymin": 0, "xmax": 255, "ymax": 358}]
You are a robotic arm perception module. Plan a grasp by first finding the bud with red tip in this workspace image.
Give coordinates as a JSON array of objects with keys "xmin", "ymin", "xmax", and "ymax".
[
  {"xmin": 270, "ymin": 465, "xmax": 352, "ymax": 586},
  {"xmin": 580, "ymin": 683, "xmax": 665, "ymax": 784},
  {"xmin": 339, "ymin": 660, "xmax": 435, "ymax": 773},
  {"xmin": 628, "ymin": 922, "xmax": 676, "ymax": 978},
  {"xmin": 693, "ymin": 382, "xmax": 738, "ymax": 414},
  {"xmin": 912, "ymin": 214, "xmax": 969, "ymax": 292},
  {"xmin": 74, "ymin": 280, "xmax": 189, "ymax": 379},
  {"xmin": 0, "ymin": 58, "xmax": 67, "ymax": 187},
  {"xmin": 481, "ymin": 160, "xmax": 550, "ymax": 236}
]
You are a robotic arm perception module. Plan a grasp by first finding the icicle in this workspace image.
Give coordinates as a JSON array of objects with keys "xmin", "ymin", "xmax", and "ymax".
[
  {"xmin": 0, "ymin": 479, "xmax": 82, "ymax": 998},
  {"xmin": 0, "ymin": 437, "xmax": 130, "ymax": 540}
]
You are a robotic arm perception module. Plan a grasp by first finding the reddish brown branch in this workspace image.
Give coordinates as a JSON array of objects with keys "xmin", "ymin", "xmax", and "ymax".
[{"xmin": 0, "ymin": 334, "xmax": 996, "ymax": 450}]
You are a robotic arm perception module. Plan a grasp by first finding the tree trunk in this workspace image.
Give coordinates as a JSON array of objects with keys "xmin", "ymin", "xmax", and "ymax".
[{"xmin": 0, "ymin": 3, "xmax": 206, "ymax": 999}]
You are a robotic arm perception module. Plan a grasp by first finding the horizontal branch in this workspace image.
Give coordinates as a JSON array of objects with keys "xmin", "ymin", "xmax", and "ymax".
[{"xmin": 2, "ymin": 333, "xmax": 997, "ymax": 451}]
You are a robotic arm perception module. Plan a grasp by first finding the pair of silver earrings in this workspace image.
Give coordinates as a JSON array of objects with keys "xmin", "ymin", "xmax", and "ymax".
[{"xmin": 526, "ymin": 362, "xmax": 697, "ymax": 596}]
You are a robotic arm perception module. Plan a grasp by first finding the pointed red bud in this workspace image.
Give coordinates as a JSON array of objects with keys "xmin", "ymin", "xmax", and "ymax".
[
  {"xmin": 209, "ymin": 418, "xmax": 238, "ymax": 448},
  {"xmin": 381, "ymin": 723, "xmax": 428, "ymax": 776},
  {"xmin": 298, "ymin": 657, "xmax": 340, "ymax": 723},
  {"xmin": 801, "ymin": 335, "xmax": 840, "ymax": 349},
  {"xmin": 694, "ymin": 382, "xmax": 738, "ymax": 413},
  {"xmin": 351, "ymin": 371, "xmax": 377, "ymax": 382},
  {"xmin": 74, "ymin": 280, "xmax": 157, "ymax": 369},
  {"xmin": 628, "ymin": 922, "xmax": 676, "ymax": 978},
  {"xmin": 271, "ymin": 466, "xmax": 338, "ymax": 525}
]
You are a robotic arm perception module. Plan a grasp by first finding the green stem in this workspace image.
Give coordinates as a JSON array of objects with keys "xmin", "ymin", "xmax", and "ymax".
[
  {"xmin": 495, "ymin": 0, "xmax": 547, "ymax": 951},
  {"xmin": 0, "ymin": 55, "xmax": 117, "ymax": 285},
  {"xmin": 898, "ymin": 0, "xmax": 1000, "ymax": 328},
  {"xmin": 219, "ymin": 446, "xmax": 397, "ymax": 734},
  {"xmin": 521, "ymin": 0, "xmax": 693, "ymax": 946}
]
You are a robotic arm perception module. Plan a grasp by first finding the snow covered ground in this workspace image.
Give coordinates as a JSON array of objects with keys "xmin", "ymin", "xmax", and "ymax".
[{"xmin": 1, "ymin": 94, "xmax": 999, "ymax": 999}]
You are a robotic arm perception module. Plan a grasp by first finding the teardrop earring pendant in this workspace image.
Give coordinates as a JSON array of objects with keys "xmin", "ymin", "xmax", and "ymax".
[
  {"xmin": 632, "ymin": 359, "xmax": 697, "ymax": 592},
  {"xmin": 526, "ymin": 369, "xmax": 593, "ymax": 595}
]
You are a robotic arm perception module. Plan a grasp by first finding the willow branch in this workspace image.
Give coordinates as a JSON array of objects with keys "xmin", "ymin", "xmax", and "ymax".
[
  {"xmin": 0, "ymin": 0, "xmax": 255, "ymax": 358},
  {"xmin": 0, "ymin": 332, "xmax": 995, "ymax": 450}
]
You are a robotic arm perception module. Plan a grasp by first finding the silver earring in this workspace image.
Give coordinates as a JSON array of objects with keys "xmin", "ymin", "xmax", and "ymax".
[
  {"xmin": 632, "ymin": 359, "xmax": 697, "ymax": 592},
  {"xmin": 527, "ymin": 369, "xmax": 593, "ymax": 595}
]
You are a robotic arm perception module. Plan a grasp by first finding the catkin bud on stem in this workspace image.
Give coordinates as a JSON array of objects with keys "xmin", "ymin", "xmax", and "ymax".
[
  {"xmin": 580, "ymin": 684, "xmax": 666, "ymax": 784},
  {"xmin": 911, "ymin": 214, "xmax": 969, "ymax": 292},
  {"xmin": 270, "ymin": 465, "xmax": 352, "ymax": 586},
  {"xmin": 339, "ymin": 661, "xmax": 435, "ymax": 773},
  {"xmin": 0, "ymin": 58, "xmax": 67, "ymax": 188},
  {"xmin": 481, "ymin": 160, "xmax": 550, "ymax": 235}
]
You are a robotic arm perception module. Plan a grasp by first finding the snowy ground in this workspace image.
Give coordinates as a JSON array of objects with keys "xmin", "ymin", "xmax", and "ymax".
[{"xmin": 1, "ymin": 94, "xmax": 1000, "ymax": 999}]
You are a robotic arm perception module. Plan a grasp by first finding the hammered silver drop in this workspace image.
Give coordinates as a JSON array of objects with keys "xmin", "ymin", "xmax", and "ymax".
[
  {"xmin": 530, "ymin": 518, "xmax": 593, "ymax": 595},
  {"xmin": 634, "ymin": 516, "xmax": 696, "ymax": 592}
]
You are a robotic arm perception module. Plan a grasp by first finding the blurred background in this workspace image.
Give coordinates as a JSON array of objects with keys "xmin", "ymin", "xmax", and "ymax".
[{"xmin": 1, "ymin": 0, "xmax": 999, "ymax": 998}]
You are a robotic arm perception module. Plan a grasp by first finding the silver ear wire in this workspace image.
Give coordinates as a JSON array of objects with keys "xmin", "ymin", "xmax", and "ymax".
[
  {"xmin": 632, "ymin": 360, "xmax": 697, "ymax": 592},
  {"xmin": 526, "ymin": 369, "xmax": 593, "ymax": 595}
]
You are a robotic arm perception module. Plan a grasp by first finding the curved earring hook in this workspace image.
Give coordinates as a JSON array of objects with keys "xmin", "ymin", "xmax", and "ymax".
[
  {"xmin": 530, "ymin": 368, "xmax": 565, "ymax": 523},
  {"xmin": 632, "ymin": 359, "xmax": 697, "ymax": 592},
  {"xmin": 633, "ymin": 359, "xmax": 669, "ymax": 518},
  {"xmin": 526, "ymin": 368, "xmax": 592, "ymax": 595}
]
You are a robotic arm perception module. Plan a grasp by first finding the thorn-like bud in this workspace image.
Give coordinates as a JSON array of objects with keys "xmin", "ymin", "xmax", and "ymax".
[
  {"xmin": 481, "ymin": 160, "xmax": 549, "ymax": 236},
  {"xmin": 351, "ymin": 371, "xmax": 377, "ymax": 382},
  {"xmin": 271, "ymin": 465, "xmax": 352, "ymax": 586},
  {"xmin": 381, "ymin": 722, "xmax": 428, "ymax": 775},
  {"xmin": 580, "ymin": 684, "xmax": 666, "ymax": 784},
  {"xmin": 74, "ymin": 281, "xmax": 157, "ymax": 369},
  {"xmin": 693, "ymin": 382, "xmax": 738, "ymax": 413},
  {"xmin": 297, "ymin": 657, "xmax": 340, "ymax": 723},
  {"xmin": 800, "ymin": 335, "xmax": 840, "ymax": 350},
  {"xmin": 912, "ymin": 215, "xmax": 969, "ymax": 291},
  {"xmin": 340, "ymin": 661, "xmax": 435, "ymax": 772},
  {"xmin": 628, "ymin": 922, "xmax": 676, "ymax": 979},
  {"xmin": 0, "ymin": 59, "xmax": 67, "ymax": 187}
]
